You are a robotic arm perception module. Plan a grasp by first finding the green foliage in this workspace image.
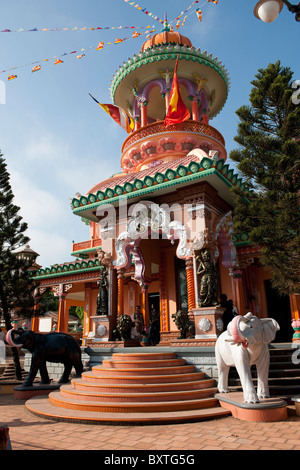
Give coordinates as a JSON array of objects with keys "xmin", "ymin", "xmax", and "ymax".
[
  {"xmin": 69, "ymin": 305, "xmax": 84, "ymax": 323},
  {"xmin": 230, "ymin": 61, "xmax": 300, "ymax": 296},
  {"xmin": 0, "ymin": 152, "xmax": 41, "ymax": 379},
  {"xmin": 0, "ymin": 153, "xmax": 40, "ymax": 330}
]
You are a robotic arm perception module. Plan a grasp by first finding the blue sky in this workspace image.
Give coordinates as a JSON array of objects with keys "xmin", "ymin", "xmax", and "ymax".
[{"xmin": 0, "ymin": 0, "xmax": 299, "ymax": 268}]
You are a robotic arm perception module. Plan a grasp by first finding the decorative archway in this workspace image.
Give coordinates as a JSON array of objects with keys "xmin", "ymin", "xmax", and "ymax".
[{"xmin": 114, "ymin": 200, "xmax": 191, "ymax": 285}]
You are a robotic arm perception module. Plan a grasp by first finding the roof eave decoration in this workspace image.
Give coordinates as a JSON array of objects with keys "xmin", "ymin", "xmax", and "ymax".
[
  {"xmin": 71, "ymin": 157, "xmax": 252, "ymax": 220},
  {"xmin": 110, "ymin": 44, "xmax": 230, "ymax": 120},
  {"xmin": 33, "ymin": 258, "xmax": 102, "ymax": 280}
]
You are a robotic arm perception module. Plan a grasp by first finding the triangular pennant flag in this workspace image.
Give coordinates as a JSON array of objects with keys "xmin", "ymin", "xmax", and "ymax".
[
  {"xmin": 89, "ymin": 93, "xmax": 134, "ymax": 133},
  {"xmin": 32, "ymin": 65, "xmax": 41, "ymax": 72},
  {"xmin": 96, "ymin": 41, "xmax": 104, "ymax": 50},
  {"xmin": 164, "ymin": 57, "xmax": 190, "ymax": 127}
]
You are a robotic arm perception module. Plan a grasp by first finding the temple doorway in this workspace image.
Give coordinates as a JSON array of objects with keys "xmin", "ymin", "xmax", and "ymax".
[{"xmin": 264, "ymin": 280, "xmax": 293, "ymax": 342}]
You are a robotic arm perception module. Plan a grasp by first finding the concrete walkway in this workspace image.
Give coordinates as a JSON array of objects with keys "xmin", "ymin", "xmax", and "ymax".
[{"xmin": 1, "ymin": 394, "xmax": 300, "ymax": 451}]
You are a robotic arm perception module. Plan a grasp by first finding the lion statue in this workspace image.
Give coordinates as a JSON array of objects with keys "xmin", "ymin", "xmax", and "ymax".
[
  {"xmin": 172, "ymin": 310, "xmax": 195, "ymax": 339},
  {"xmin": 112, "ymin": 315, "xmax": 134, "ymax": 341}
]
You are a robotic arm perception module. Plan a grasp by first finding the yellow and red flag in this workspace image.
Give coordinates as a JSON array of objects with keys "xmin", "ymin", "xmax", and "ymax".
[
  {"xmin": 89, "ymin": 93, "xmax": 134, "ymax": 133},
  {"xmin": 164, "ymin": 57, "xmax": 190, "ymax": 127}
]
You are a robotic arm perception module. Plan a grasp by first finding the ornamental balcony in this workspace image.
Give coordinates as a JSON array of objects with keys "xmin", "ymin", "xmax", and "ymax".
[
  {"xmin": 121, "ymin": 120, "xmax": 226, "ymax": 174},
  {"xmin": 72, "ymin": 238, "xmax": 102, "ymax": 257}
]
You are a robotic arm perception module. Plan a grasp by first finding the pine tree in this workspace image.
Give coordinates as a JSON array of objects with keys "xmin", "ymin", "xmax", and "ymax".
[
  {"xmin": 230, "ymin": 61, "xmax": 300, "ymax": 296},
  {"xmin": 0, "ymin": 152, "xmax": 40, "ymax": 379}
]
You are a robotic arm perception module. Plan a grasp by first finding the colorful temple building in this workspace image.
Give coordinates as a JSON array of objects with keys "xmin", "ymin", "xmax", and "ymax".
[{"xmin": 31, "ymin": 21, "xmax": 299, "ymax": 346}]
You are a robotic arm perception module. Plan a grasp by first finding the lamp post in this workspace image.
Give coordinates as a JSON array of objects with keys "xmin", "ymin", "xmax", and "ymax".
[{"xmin": 254, "ymin": 0, "xmax": 300, "ymax": 22}]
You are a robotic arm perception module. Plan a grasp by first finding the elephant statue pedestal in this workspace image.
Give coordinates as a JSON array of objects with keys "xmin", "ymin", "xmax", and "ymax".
[
  {"xmin": 215, "ymin": 391, "xmax": 288, "ymax": 422},
  {"xmin": 14, "ymin": 383, "xmax": 61, "ymax": 400}
]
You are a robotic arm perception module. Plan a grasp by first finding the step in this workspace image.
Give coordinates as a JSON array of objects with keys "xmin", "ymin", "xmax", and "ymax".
[
  {"xmin": 229, "ymin": 367, "xmax": 300, "ymax": 378},
  {"xmin": 48, "ymin": 390, "xmax": 219, "ymax": 413},
  {"xmin": 59, "ymin": 383, "xmax": 218, "ymax": 403},
  {"xmin": 112, "ymin": 352, "xmax": 177, "ymax": 361},
  {"xmin": 102, "ymin": 358, "xmax": 187, "ymax": 369},
  {"xmin": 81, "ymin": 371, "xmax": 205, "ymax": 384},
  {"xmin": 229, "ymin": 376, "xmax": 300, "ymax": 388},
  {"xmin": 92, "ymin": 364, "xmax": 196, "ymax": 376},
  {"xmin": 71, "ymin": 377, "xmax": 216, "ymax": 393},
  {"xmin": 25, "ymin": 395, "xmax": 231, "ymax": 425}
]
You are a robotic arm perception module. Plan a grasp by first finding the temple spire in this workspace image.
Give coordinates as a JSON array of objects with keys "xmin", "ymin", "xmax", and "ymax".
[{"xmin": 162, "ymin": 12, "xmax": 170, "ymax": 32}]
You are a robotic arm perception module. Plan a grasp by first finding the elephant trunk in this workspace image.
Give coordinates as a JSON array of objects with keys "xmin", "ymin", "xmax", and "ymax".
[
  {"xmin": 6, "ymin": 329, "xmax": 23, "ymax": 348},
  {"xmin": 229, "ymin": 315, "xmax": 249, "ymax": 348}
]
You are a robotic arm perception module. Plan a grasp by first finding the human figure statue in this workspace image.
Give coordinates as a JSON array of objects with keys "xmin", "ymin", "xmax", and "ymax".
[
  {"xmin": 132, "ymin": 305, "xmax": 144, "ymax": 335},
  {"xmin": 196, "ymin": 249, "xmax": 219, "ymax": 307},
  {"xmin": 96, "ymin": 266, "xmax": 108, "ymax": 315},
  {"xmin": 149, "ymin": 304, "xmax": 160, "ymax": 346}
]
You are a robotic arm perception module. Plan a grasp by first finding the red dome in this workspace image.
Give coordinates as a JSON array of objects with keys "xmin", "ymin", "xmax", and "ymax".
[{"xmin": 141, "ymin": 30, "xmax": 192, "ymax": 52}]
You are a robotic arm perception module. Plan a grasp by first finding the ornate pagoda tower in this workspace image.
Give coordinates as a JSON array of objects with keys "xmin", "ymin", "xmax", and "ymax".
[{"xmin": 33, "ymin": 20, "xmax": 296, "ymax": 345}]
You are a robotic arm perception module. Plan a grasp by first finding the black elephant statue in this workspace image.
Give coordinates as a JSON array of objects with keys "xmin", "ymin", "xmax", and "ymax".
[{"xmin": 6, "ymin": 328, "xmax": 83, "ymax": 387}]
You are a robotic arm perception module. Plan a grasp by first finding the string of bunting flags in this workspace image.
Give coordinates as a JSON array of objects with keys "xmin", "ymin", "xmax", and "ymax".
[
  {"xmin": 0, "ymin": 24, "xmax": 154, "ymax": 33},
  {"xmin": 4, "ymin": 0, "xmax": 219, "ymax": 82},
  {"xmin": 4, "ymin": 26, "xmax": 157, "ymax": 81}
]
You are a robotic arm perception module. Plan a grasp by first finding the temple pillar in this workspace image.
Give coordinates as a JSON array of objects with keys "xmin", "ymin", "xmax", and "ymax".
[
  {"xmin": 231, "ymin": 269, "xmax": 246, "ymax": 316},
  {"xmin": 290, "ymin": 294, "xmax": 300, "ymax": 321},
  {"xmin": 140, "ymin": 101, "xmax": 148, "ymax": 127},
  {"xmin": 57, "ymin": 291, "xmax": 67, "ymax": 332},
  {"xmin": 31, "ymin": 288, "xmax": 40, "ymax": 332},
  {"xmin": 159, "ymin": 251, "xmax": 169, "ymax": 331},
  {"xmin": 117, "ymin": 269, "xmax": 125, "ymax": 316},
  {"xmin": 186, "ymin": 258, "xmax": 196, "ymax": 311},
  {"xmin": 163, "ymin": 92, "xmax": 170, "ymax": 115},
  {"xmin": 202, "ymin": 110, "xmax": 209, "ymax": 125},
  {"xmin": 134, "ymin": 117, "xmax": 141, "ymax": 131},
  {"xmin": 141, "ymin": 283, "xmax": 149, "ymax": 328},
  {"xmin": 191, "ymin": 97, "xmax": 199, "ymax": 121}
]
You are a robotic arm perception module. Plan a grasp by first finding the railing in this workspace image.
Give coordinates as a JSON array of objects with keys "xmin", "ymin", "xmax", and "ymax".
[
  {"xmin": 72, "ymin": 238, "xmax": 102, "ymax": 253},
  {"xmin": 122, "ymin": 120, "xmax": 225, "ymax": 153}
]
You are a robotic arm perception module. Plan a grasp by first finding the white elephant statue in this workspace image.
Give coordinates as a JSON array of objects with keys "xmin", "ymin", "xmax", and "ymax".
[{"xmin": 215, "ymin": 312, "xmax": 280, "ymax": 403}]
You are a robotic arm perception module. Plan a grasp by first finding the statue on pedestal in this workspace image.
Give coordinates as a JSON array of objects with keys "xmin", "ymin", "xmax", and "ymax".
[
  {"xmin": 96, "ymin": 266, "xmax": 108, "ymax": 316},
  {"xmin": 196, "ymin": 249, "xmax": 219, "ymax": 308}
]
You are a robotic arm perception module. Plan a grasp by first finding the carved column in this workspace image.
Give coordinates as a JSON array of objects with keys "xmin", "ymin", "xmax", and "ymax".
[
  {"xmin": 186, "ymin": 258, "xmax": 196, "ymax": 311},
  {"xmin": 191, "ymin": 97, "xmax": 199, "ymax": 121},
  {"xmin": 159, "ymin": 251, "xmax": 169, "ymax": 331},
  {"xmin": 57, "ymin": 291, "xmax": 67, "ymax": 332},
  {"xmin": 82, "ymin": 283, "xmax": 92, "ymax": 341},
  {"xmin": 117, "ymin": 269, "xmax": 125, "ymax": 316},
  {"xmin": 141, "ymin": 283, "xmax": 149, "ymax": 328},
  {"xmin": 54, "ymin": 283, "xmax": 73, "ymax": 333},
  {"xmin": 231, "ymin": 269, "xmax": 246, "ymax": 316},
  {"xmin": 290, "ymin": 294, "xmax": 300, "ymax": 321},
  {"xmin": 31, "ymin": 288, "xmax": 40, "ymax": 332},
  {"xmin": 140, "ymin": 101, "xmax": 148, "ymax": 127}
]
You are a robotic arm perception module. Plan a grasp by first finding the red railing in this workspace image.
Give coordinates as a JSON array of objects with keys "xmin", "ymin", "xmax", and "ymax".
[
  {"xmin": 72, "ymin": 238, "xmax": 102, "ymax": 253},
  {"xmin": 122, "ymin": 120, "xmax": 225, "ymax": 153}
]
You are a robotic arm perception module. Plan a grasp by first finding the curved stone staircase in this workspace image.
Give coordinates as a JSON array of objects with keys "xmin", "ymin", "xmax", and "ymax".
[{"xmin": 26, "ymin": 352, "xmax": 230, "ymax": 425}]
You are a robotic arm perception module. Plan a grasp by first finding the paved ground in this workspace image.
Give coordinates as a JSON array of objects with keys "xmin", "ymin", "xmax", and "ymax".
[{"xmin": 1, "ymin": 394, "xmax": 300, "ymax": 451}]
